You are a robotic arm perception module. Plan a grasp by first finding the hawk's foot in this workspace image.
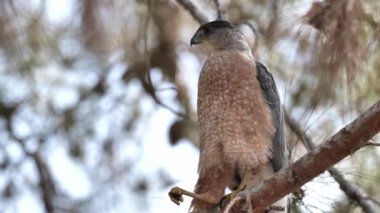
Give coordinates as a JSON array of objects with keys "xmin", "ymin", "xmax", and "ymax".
[
  {"xmin": 168, "ymin": 187, "xmax": 186, "ymax": 205},
  {"xmin": 168, "ymin": 187, "xmax": 219, "ymax": 206},
  {"xmin": 220, "ymin": 184, "xmax": 246, "ymax": 205}
]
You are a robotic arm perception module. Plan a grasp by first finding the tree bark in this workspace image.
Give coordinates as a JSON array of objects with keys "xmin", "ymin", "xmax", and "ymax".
[{"xmin": 285, "ymin": 110, "xmax": 378, "ymax": 213}]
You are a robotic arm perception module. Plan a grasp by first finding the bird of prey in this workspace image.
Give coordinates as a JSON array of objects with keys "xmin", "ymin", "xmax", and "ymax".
[{"xmin": 169, "ymin": 20, "xmax": 287, "ymax": 212}]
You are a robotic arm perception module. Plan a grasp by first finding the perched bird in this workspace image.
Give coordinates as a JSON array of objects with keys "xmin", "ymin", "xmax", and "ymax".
[{"xmin": 169, "ymin": 20, "xmax": 287, "ymax": 212}]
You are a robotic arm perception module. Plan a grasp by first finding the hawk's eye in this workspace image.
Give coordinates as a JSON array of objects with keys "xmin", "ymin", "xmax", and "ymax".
[{"xmin": 204, "ymin": 26, "xmax": 213, "ymax": 34}]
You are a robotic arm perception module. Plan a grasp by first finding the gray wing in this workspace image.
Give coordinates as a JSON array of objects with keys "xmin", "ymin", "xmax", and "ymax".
[{"xmin": 256, "ymin": 61, "xmax": 287, "ymax": 172}]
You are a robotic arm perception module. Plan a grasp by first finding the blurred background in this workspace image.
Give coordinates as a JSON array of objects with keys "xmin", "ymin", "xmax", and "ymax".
[{"xmin": 0, "ymin": 0, "xmax": 379, "ymax": 212}]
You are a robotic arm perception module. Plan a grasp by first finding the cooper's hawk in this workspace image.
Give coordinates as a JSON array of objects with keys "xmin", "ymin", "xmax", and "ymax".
[{"xmin": 169, "ymin": 20, "xmax": 287, "ymax": 212}]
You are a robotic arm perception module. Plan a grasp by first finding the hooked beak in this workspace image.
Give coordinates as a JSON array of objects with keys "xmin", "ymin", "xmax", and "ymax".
[{"xmin": 190, "ymin": 35, "xmax": 201, "ymax": 46}]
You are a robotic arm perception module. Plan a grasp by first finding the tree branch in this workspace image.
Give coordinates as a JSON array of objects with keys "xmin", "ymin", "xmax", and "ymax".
[
  {"xmin": 213, "ymin": 0, "xmax": 222, "ymax": 19},
  {"xmin": 366, "ymin": 141, "xmax": 380, "ymax": 146},
  {"xmin": 11, "ymin": 136, "xmax": 56, "ymax": 212},
  {"xmin": 284, "ymin": 109, "xmax": 379, "ymax": 213},
  {"xmin": 222, "ymin": 100, "xmax": 380, "ymax": 211},
  {"xmin": 176, "ymin": 0, "xmax": 209, "ymax": 24},
  {"xmin": 32, "ymin": 151, "xmax": 55, "ymax": 213},
  {"xmin": 5, "ymin": 107, "xmax": 56, "ymax": 213},
  {"xmin": 142, "ymin": 0, "xmax": 186, "ymax": 118}
]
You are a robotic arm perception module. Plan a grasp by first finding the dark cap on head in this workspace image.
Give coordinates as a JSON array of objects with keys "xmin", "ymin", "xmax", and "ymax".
[
  {"xmin": 199, "ymin": 20, "xmax": 233, "ymax": 30},
  {"xmin": 190, "ymin": 20, "xmax": 234, "ymax": 46}
]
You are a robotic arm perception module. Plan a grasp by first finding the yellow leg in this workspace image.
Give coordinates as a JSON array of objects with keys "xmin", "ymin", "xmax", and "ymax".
[
  {"xmin": 168, "ymin": 187, "xmax": 218, "ymax": 206},
  {"xmin": 224, "ymin": 183, "xmax": 246, "ymax": 202},
  {"xmin": 222, "ymin": 173, "xmax": 251, "ymax": 202}
]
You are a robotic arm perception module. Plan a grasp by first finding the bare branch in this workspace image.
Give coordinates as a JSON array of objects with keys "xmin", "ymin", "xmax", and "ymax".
[
  {"xmin": 32, "ymin": 152, "xmax": 55, "ymax": 213},
  {"xmin": 9, "ymin": 133, "xmax": 56, "ymax": 212},
  {"xmin": 328, "ymin": 167, "xmax": 377, "ymax": 213},
  {"xmin": 213, "ymin": 0, "xmax": 222, "ymax": 19},
  {"xmin": 142, "ymin": 0, "xmax": 186, "ymax": 117},
  {"xmin": 284, "ymin": 109, "xmax": 379, "ymax": 213},
  {"xmin": 367, "ymin": 197, "xmax": 380, "ymax": 206},
  {"xmin": 222, "ymin": 100, "xmax": 380, "ymax": 212},
  {"xmin": 366, "ymin": 142, "xmax": 380, "ymax": 146},
  {"xmin": 363, "ymin": 13, "xmax": 379, "ymax": 30},
  {"xmin": 176, "ymin": 0, "xmax": 209, "ymax": 24},
  {"xmin": 284, "ymin": 109, "xmax": 317, "ymax": 150},
  {"xmin": 4, "ymin": 101, "xmax": 57, "ymax": 213}
]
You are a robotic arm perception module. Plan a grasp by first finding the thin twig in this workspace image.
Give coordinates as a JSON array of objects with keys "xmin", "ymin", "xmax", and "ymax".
[
  {"xmin": 223, "ymin": 196, "xmax": 242, "ymax": 213},
  {"xmin": 304, "ymin": 102, "xmax": 334, "ymax": 133},
  {"xmin": 366, "ymin": 197, "xmax": 380, "ymax": 206},
  {"xmin": 284, "ymin": 109, "xmax": 315, "ymax": 149},
  {"xmin": 213, "ymin": 0, "xmax": 222, "ymax": 19},
  {"xmin": 32, "ymin": 151, "xmax": 55, "ymax": 213},
  {"xmin": 155, "ymin": 98, "xmax": 186, "ymax": 117},
  {"xmin": 155, "ymin": 86, "xmax": 178, "ymax": 92},
  {"xmin": 176, "ymin": 0, "xmax": 209, "ymax": 24},
  {"xmin": 143, "ymin": 0, "xmax": 185, "ymax": 117},
  {"xmin": 366, "ymin": 142, "xmax": 380, "ymax": 146},
  {"xmin": 7, "ymin": 117, "xmax": 56, "ymax": 213}
]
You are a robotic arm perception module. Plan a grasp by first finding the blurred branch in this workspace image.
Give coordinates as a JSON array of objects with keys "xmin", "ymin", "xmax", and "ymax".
[
  {"xmin": 363, "ymin": 13, "xmax": 379, "ymax": 30},
  {"xmin": 368, "ymin": 197, "xmax": 380, "ymax": 206},
  {"xmin": 327, "ymin": 168, "xmax": 377, "ymax": 213},
  {"xmin": 3, "ymin": 102, "xmax": 56, "ymax": 213},
  {"xmin": 366, "ymin": 142, "xmax": 380, "ymax": 146},
  {"xmin": 221, "ymin": 100, "xmax": 380, "ymax": 212},
  {"xmin": 264, "ymin": 0, "xmax": 279, "ymax": 45},
  {"xmin": 10, "ymin": 138, "xmax": 56, "ymax": 212},
  {"xmin": 213, "ymin": 0, "xmax": 222, "ymax": 19},
  {"xmin": 176, "ymin": 0, "xmax": 209, "ymax": 24},
  {"xmin": 142, "ymin": 0, "xmax": 185, "ymax": 117},
  {"xmin": 11, "ymin": 137, "xmax": 56, "ymax": 213},
  {"xmin": 32, "ymin": 151, "xmax": 55, "ymax": 213},
  {"xmin": 149, "ymin": 86, "xmax": 186, "ymax": 117},
  {"xmin": 283, "ymin": 109, "xmax": 318, "ymax": 150},
  {"xmin": 284, "ymin": 109, "xmax": 379, "ymax": 213}
]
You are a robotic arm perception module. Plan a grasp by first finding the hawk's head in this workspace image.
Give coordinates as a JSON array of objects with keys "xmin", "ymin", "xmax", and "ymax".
[{"xmin": 190, "ymin": 20, "xmax": 250, "ymax": 54}]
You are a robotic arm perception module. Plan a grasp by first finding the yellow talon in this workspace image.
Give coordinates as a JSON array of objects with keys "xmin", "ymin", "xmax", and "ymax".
[
  {"xmin": 168, "ymin": 186, "xmax": 219, "ymax": 205},
  {"xmin": 168, "ymin": 187, "xmax": 185, "ymax": 205},
  {"xmin": 222, "ymin": 184, "xmax": 246, "ymax": 202}
]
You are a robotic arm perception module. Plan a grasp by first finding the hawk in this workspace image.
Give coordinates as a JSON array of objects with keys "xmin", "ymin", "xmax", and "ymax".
[{"xmin": 169, "ymin": 20, "xmax": 287, "ymax": 212}]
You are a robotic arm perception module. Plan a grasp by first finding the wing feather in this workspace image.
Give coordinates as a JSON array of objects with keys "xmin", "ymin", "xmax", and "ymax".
[{"xmin": 255, "ymin": 62, "xmax": 287, "ymax": 172}]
